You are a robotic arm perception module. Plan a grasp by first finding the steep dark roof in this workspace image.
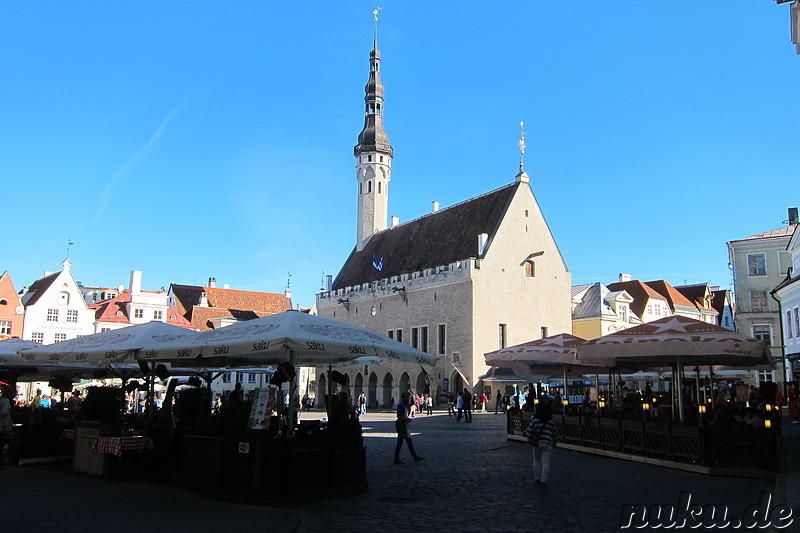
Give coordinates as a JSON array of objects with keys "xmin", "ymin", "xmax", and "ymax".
[
  {"xmin": 332, "ymin": 183, "xmax": 519, "ymax": 289},
  {"xmin": 21, "ymin": 272, "xmax": 60, "ymax": 307},
  {"xmin": 711, "ymin": 289, "xmax": 731, "ymax": 317}
]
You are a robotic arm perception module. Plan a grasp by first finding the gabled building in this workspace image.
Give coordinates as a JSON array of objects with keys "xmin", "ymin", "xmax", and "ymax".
[
  {"xmin": 20, "ymin": 260, "xmax": 94, "ymax": 344},
  {"xmin": 315, "ymin": 28, "xmax": 571, "ymax": 407},
  {"xmin": 92, "ymin": 271, "xmax": 193, "ymax": 332},
  {"xmin": 571, "ymin": 282, "xmax": 641, "ymax": 339},
  {"xmin": 710, "ymin": 288, "xmax": 735, "ymax": 331},
  {"xmin": 644, "ymin": 280, "xmax": 710, "ymax": 322},
  {"xmin": 673, "ymin": 282, "xmax": 719, "ymax": 325},
  {"xmin": 168, "ymin": 277, "xmax": 292, "ymax": 332},
  {"xmin": 727, "ymin": 208, "xmax": 798, "ymax": 363},
  {"xmin": 0, "ymin": 271, "xmax": 24, "ymax": 339},
  {"xmin": 772, "ymin": 210, "xmax": 800, "ymax": 380},
  {"xmin": 607, "ymin": 275, "xmax": 672, "ymax": 324}
]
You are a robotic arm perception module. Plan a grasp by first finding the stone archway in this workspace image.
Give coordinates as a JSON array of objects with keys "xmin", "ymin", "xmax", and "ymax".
[
  {"xmin": 382, "ymin": 372, "xmax": 394, "ymax": 408},
  {"xmin": 415, "ymin": 370, "xmax": 429, "ymax": 395},
  {"xmin": 399, "ymin": 371, "xmax": 411, "ymax": 394},
  {"xmin": 368, "ymin": 372, "xmax": 378, "ymax": 409},
  {"xmin": 354, "ymin": 372, "xmax": 364, "ymax": 397},
  {"xmin": 451, "ymin": 371, "xmax": 464, "ymax": 396}
]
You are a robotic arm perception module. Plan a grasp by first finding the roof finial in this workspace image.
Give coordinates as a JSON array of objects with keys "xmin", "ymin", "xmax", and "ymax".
[
  {"xmin": 372, "ymin": 6, "xmax": 382, "ymax": 47},
  {"xmin": 516, "ymin": 121, "xmax": 530, "ymax": 184}
]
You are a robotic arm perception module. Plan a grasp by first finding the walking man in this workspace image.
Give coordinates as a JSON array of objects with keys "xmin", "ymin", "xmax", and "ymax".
[
  {"xmin": 463, "ymin": 388, "xmax": 473, "ymax": 422},
  {"xmin": 394, "ymin": 392, "xmax": 424, "ymax": 465}
]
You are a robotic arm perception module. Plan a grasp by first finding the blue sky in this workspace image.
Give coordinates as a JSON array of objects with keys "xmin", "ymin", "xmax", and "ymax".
[{"xmin": 2, "ymin": 2, "xmax": 798, "ymax": 308}]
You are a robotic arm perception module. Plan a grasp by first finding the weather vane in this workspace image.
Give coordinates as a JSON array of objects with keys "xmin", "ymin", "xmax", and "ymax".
[
  {"xmin": 518, "ymin": 121, "xmax": 527, "ymax": 170},
  {"xmin": 66, "ymin": 238, "xmax": 74, "ymax": 259},
  {"xmin": 373, "ymin": 6, "xmax": 382, "ymax": 22},
  {"xmin": 287, "ymin": 271, "xmax": 292, "ymax": 290}
]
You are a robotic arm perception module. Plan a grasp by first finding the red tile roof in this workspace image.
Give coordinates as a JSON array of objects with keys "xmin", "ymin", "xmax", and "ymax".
[
  {"xmin": 606, "ymin": 280, "xmax": 668, "ymax": 319},
  {"xmin": 644, "ymin": 280, "xmax": 697, "ymax": 311},
  {"xmin": 170, "ymin": 284, "xmax": 292, "ymax": 331},
  {"xmin": 91, "ymin": 292, "xmax": 194, "ymax": 329},
  {"xmin": 733, "ymin": 224, "xmax": 798, "ymax": 242}
]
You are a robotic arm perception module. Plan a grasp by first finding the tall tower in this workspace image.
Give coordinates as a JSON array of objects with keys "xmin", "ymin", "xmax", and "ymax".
[{"xmin": 355, "ymin": 11, "xmax": 393, "ymax": 251}]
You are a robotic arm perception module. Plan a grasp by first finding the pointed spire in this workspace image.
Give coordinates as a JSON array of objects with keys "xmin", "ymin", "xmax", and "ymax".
[{"xmin": 355, "ymin": 7, "xmax": 392, "ymax": 157}]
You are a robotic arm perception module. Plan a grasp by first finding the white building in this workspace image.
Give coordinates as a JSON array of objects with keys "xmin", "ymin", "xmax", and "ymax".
[{"xmin": 21, "ymin": 259, "xmax": 95, "ymax": 344}]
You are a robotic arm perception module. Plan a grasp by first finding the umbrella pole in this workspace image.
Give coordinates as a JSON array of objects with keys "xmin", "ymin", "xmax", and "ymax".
[
  {"xmin": 677, "ymin": 361, "xmax": 685, "ymax": 424},
  {"xmin": 286, "ymin": 349, "xmax": 298, "ymax": 438}
]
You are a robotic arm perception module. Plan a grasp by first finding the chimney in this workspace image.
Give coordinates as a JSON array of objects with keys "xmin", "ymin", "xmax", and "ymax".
[
  {"xmin": 789, "ymin": 207, "xmax": 799, "ymax": 225},
  {"xmin": 199, "ymin": 291, "xmax": 209, "ymax": 307},
  {"xmin": 223, "ymin": 283, "xmax": 230, "ymax": 290},
  {"xmin": 432, "ymin": 201, "xmax": 440, "ymax": 213},
  {"xmin": 326, "ymin": 275, "xmax": 333, "ymax": 292},
  {"xmin": 477, "ymin": 233, "xmax": 489, "ymax": 256},
  {"xmin": 619, "ymin": 273, "xmax": 632, "ymax": 283},
  {"xmin": 130, "ymin": 270, "xmax": 142, "ymax": 294},
  {"xmin": 117, "ymin": 284, "xmax": 124, "ymax": 293},
  {"xmin": 208, "ymin": 277, "xmax": 217, "ymax": 288},
  {"xmin": 391, "ymin": 216, "xmax": 399, "ymax": 228}
]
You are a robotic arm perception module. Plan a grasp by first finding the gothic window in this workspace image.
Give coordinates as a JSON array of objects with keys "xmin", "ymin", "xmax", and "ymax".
[
  {"xmin": 378, "ymin": 181, "xmax": 381, "ymax": 194},
  {"xmin": 368, "ymin": 181, "xmax": 372, "ymax": 193},
  {"xmin": 499, "ymin": 324, "xmax": 507, "ymax": 349},
  {"xmin": 438, "ymin": 324, "xmax": 446, "ymax": 355}
]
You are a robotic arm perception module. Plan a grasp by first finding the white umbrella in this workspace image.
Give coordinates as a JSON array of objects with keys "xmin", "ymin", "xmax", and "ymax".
[
  {"xmin": 576, "ymin": 316, "xmax": 772, "ymax": 370},
  {"xmin": 485, "ymin": 333, "xmax": 606, "ymax": 376},
  {"xmin": 147, "ymin": 310, "xmax": 437, "ymax": 367},
  {"xmin": 1, "ymin": 338, "xmax": 107, "ymax": 380},
  {"xmin": 20, "ymin": 321, "xmax": 198, "ymax": 364}
]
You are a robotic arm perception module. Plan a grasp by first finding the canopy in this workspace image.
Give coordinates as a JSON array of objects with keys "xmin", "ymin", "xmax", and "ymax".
[
  {"xmin": 148, "ymin": 310, "xmax": 437, "ymax": 367},
  {"xmin": 576, "ymin": 315, "xmax": 772, "ymax": 371},
  {"xmin": 485, "ymin": 333, "xmax": 606, "ymax": 376},
  {"xmin": 0, "ymin": 338, "xmax": 108, "ymax": 381},
  {"xmin": 19, "ymin": 321, "xmax": 198, "ymax": 364}
]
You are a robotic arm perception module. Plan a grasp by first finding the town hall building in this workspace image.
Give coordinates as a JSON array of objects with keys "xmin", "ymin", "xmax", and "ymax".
[{"xmin": 315, "ymin": 27, "xmax": 572, "ymax": 407}]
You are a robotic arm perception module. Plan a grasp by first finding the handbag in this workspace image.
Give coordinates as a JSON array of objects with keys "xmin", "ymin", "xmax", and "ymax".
[{"xmin": 528, "ymin": 422, "xmax": 546, "ymax": 447}]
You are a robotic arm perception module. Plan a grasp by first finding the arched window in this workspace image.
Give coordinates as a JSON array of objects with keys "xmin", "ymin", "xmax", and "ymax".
[
  {"xmin": 525, "ymin": 261, "xmax": 535, "ymax": 277},
  {"xmin": 378, "ymin": 181, "xmax": 381, "ymax": 194},
  {"xmin": 58, "ymin": 291, "xmax": 70, "ymax": 305}
]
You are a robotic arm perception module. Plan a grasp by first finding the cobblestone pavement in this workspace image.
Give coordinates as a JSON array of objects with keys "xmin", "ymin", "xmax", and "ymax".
[{"xmin": 0, "ymin": 410, "xmax": 790, "ymax": 532}]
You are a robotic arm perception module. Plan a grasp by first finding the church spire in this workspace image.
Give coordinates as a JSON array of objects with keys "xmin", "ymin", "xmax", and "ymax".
[
  {"xmin": 355, "ymin": 7, "xmax": 392, "ymax": 157},
  {"xmin": 355, "ymin": 8, "xmax": 393, "ymax": 251}
]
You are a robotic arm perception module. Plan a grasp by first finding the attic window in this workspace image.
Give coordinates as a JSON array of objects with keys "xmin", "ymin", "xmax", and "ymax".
[
  {"xmin": 525, "ymin": 261, "xmax": 535, "ymax": 277},
  {"xmin": 0, "ymin": 298, "xmax": 7, "ymax": 305},
  {"xmin": 170, "ymin": 315, "xmax": 177, "ymax": 320},
  {"xmin": 116, "ymin": 311, "xmax": 124, "ymax": 316}
]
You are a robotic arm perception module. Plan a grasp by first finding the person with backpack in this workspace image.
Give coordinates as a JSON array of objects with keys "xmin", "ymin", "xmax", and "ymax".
[{"xmin": 523, "ymin": 402, "xmax": 559, "ymax": 487}]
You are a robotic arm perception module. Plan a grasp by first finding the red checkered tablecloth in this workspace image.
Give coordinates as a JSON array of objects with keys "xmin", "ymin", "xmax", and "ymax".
[{"xmin": 90, "ymin": 436, "xmax": 154, "ymax": 457}]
